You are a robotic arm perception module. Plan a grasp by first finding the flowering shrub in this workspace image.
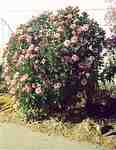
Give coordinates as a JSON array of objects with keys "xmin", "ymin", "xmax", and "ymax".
[{"xmin": 3, "ymin": 7, "xmax": 105, "ymax": 120}]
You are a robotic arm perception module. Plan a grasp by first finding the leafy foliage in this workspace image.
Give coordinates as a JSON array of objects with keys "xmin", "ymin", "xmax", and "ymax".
[{"xmin": 3, "ymin": 6, "xmax": 106, "ymax": 120}]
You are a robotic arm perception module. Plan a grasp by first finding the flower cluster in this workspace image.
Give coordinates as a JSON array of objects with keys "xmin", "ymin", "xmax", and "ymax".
[{"xmin": 3, "ymin": 6, "xmax": 105, "ymax": 119}]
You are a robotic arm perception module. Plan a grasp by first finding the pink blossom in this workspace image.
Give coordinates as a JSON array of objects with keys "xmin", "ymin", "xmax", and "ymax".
[
  {"xmin": 49, "ymin": 15, "xmax": 55, "ymax": 21},
  {"xmin": 4, "ymin": 66, "xmax": 9, "ymax": 73},
  {"xmin": 28, "ymin": 44, "xmax": 34, "ymax": 51},
  {"xmin": 81, "ymin": 24, "xmax": 89, "ymax": 32},
  {"xmin": 20, "ymin": 74, "xmax": 28, "ymax": 82},
  {"xmin": 72, "ymin": 54, "xmax": 79, "ymax": 62},
  {"xmin": 32, "ymin": 83, "xmax": 36, "ymax": 89},
  {"xmin": 29, "ymin": 54, "xmax": 36, "ymax": 59},
  {"xmin": 19, "ymin": 55, "xmax": 25, "ymax": 62},
  {"xmin": 25, "ymin": 53, "xmax": 31, "ymax": 59},
  {"xmin": 71, "ymin": 36, "xmax": 78, "ymax": 43},
  {"xmin": 11, "ymin": 79, "xmax": 17, "ymax": 86},
  {"xmin": 23, "ymin": 84, "xmax": 32, "ymax": 93},
  {"xmin": 70, "ymin": 24, "xmax": 77, "ymax": 29},
  {"xmin": 16, "ymin": 63, "xmax": 20, "ymax": 68},
  {"xmin": 26, "ymin": 35, "xmax": 32, "ymax": 43},
  {"xmin": 54, "ymin": 33, "xmax": 60, "ymax": 38},
  {"xmin": 72, "ymin": 31, "xmax": 77, "ymax": 36},
  {"xmin": 57, "ymin": 26, "xmax": 64, "ymax": 32},
  {"xmin": 78, "ymin": 63, "xmax": 91, "ymax": 70},
  {"xmin": 64, "ymin": 56, "xmax": 71, "ymax": 63},
  {"xmin": 64, "ymin": 40, "xmax": 71, "ymax": 47},
  {"xmin": 9, "ymin": 88, "xmax": 16, "ymax": 95}
]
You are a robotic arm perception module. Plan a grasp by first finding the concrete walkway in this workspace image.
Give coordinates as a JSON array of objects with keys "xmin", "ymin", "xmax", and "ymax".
[{"xmin": 0, "ymin": 122, "xmax": 103, "ymax": 150}]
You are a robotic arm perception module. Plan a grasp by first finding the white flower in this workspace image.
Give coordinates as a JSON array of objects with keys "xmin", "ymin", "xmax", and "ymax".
[
  {"xmin": 54, "ymin": 33, "xmax": 60, "ymax": 38},
  {"xmin": 86, "ymin": 56, "xmax": 95, "ymax": 65},
  {"xmin": 85, "ymin": 73, "xmax": 90, "ymax": 78},
  {"xmin": 76, "ymin": 92, "xmax": 82, "ymax": 98},
  {"xmin": 90, "ymin": 56, "xmax": 95, "ymax": 61},
  {"xmin": 35, "ymin": 60, "xmax": 39, "ymax": 64},
  {"xmin": 64, "ymin": 40, "xmax": 71, "ymax": 47},
  {"xmin": 54, "ymin": 83, "xmax": 62, "ymax": 89},
  {"xmin": 41, "ymin": 58, "xmax": 46, "ymax": 64},
  {"xmin": 34, "ymin": 47, "xmax": 39, "ymax": 52},
  {"xmin": 81, "ymin": 78, "xmax": 87, "ymax": 86}
]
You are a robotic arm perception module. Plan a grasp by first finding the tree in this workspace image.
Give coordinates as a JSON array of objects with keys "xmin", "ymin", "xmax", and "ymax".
[{"xmin": 3, "ymin": 6, "xmax": 106, "ymax": 121}]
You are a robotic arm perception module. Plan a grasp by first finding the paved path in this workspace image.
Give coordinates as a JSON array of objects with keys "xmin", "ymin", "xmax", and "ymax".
[{"xmin": 0, "ymin": 122, "xmax": 103, "ymax": 150}]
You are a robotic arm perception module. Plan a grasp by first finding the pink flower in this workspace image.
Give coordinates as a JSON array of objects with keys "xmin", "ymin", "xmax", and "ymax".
[
  {"xmin": 23, "ymin": 84, "xmax": 32, "ymax": 93},
  {"xmin": 11, "ymin": 79, "xmax": 17, "ymax": 86},
  {"xmin": 64, "ymin": 56, "xmax": 71, "ymax": 63},
  {"xmin": 20, "ymin": 74, "xmax": 28, "ymax": 82},
  {"xmin": 81, "ymin": 24, "xmax": 89, "ymax": 32},
  {"xmin": 32, "ymin": 83, "xmax": 36, "ymax": 89},
  {"xmin": 28, "ymin": 44, "xmax": 34, "ymax": 51},
  {"xmin": 9, "ymin": 88, "xmax": 16, "ymax": 95},
  {"xmin": 25, "ymin": 53, "xmax": 31, "ymax": 59},
  {"xmin": 78, "ymin": 63, "xmax": 91, "ymax": 70},
  {"xmin": 49, "ymin": 15, "xmax": 55, "ymax": 21},
  {"xmin": 26, "ymin": 35, "xmax": 32, "ymax": 43},
  {"xmin": 19, "ymin": 55, "xmax": 25, "ymax": 62},
  {"xmin": 29, "ymin": 54, "xmax": 36, "ymax": 59},
  {"xmin": 71, "ymin": 36, "xmax": 78, "ymax": 43},
  {"xmin": 72, "ymin": 31, "xmax": 77, "ymax": 36},
  {"xmin": 70, "ymin": 24, "xmax": 77, "ymax": 29},
  {"xmin": 57, "ymin": 26, "xmax": 64, "ymax": 32},
  {"xmin": 54, "ymin": 33, "xmax": 60, "ymax": 38},
  {"xmin": 64, "ymin": 40, "xmax": 71, "ymax": 47},
  {"xmin": 4, "ymin": 66, "xmax": 9, "ymax": 73},
  {"xmin": 16, "ymin": 63, "xmax": 20, "ymax": 68},
  {"xmin": 72, "ymin": 54, "xmax": 79, "ymax": 62},
  {"xmin": 22, "ymin": 49, "xmax": 26, "ymax": 55}
]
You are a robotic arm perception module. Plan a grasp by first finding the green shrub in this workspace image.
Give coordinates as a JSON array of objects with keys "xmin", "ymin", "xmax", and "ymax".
[{"xmin": 3, "ymin": 6, "xmax": 105, "ymax": 120}]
